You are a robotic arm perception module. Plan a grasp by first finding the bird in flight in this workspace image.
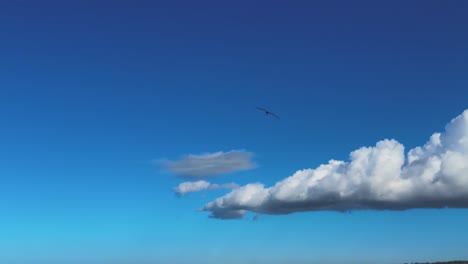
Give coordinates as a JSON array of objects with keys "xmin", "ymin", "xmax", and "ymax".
[{"xmin": 256, "ymin": 107, "xmax": 280, "ymax": 119}]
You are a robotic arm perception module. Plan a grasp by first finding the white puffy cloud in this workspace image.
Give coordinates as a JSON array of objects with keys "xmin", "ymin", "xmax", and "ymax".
[
  {"xmin": 202, "ymin": 110, "xmax": 468, "ymax": 219},
  {"xmin": 174, "ymin": 180, "xmax": 211, "ymax": 195},
  {"xmin": 159, "ymin": 150, "xmax": 255, "ymax": 178},
  {"xmin": 174, "ymin": 180, "xmax": 239, "ymax": 196}
]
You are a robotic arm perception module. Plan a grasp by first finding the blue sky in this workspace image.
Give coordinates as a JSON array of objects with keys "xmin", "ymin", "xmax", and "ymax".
[{"xmin": 1, "ymin": 1, "xmax": 468, "ymax": 263}]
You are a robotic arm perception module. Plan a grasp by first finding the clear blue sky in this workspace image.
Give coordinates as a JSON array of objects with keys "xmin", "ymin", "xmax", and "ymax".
[{"xmin": 1, "ymin": 1, "xmax": 468, "ymax": 263}]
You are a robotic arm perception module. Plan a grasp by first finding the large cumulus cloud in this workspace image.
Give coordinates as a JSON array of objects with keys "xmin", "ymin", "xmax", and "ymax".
[{"xmin": 202, "ymin": 110, "xmax": 468, "ymax": 219}]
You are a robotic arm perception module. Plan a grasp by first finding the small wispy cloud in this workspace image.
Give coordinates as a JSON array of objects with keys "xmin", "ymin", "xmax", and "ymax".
[
  {"xmin": 159, "ymin": 150, "xmax": 255, "ymax": 178},
  {"xmin": 174, "ymin": 180, "xmax": 239, "ymax": 196},
  {"xmin": 202, "ymin": 110, "xmax": 468, "ymax": 219}
]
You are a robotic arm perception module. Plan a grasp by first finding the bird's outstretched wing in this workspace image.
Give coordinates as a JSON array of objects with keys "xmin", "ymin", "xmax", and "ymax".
[
  {"xmin": 270, "ymin": 112, "xmax": 280, "ymax": 119},
  {"xmin": 256, "ymin": 107, "xmax": 268, "ymax": 112}
]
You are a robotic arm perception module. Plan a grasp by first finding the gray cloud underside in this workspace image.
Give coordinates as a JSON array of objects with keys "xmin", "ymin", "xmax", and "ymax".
[
  {"xmin": 160, "ymin": 150, "xmax": 255, "ymax": 178},
  {"xmin": 203, "ymin": 110, "xmax": 468, "ymax": 219},
  {"xmin": 174, "ymin": 180, "xmax": 239, "ymax": 195}
]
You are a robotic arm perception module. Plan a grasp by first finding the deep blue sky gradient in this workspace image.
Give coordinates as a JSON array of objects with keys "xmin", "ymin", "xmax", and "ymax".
[{"xmin": 1, "ymin": 1, "xmax": 468, "ymax": 263}]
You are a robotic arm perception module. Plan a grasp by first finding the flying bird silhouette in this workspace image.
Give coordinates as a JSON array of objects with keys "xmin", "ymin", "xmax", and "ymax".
[{"xmin": 256, "ymin": 107, "xmax": 280, "ymax": 119}]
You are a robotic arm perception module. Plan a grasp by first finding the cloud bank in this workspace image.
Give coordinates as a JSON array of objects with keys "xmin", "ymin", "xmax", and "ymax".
[
  {"xmin": 174, "ymin": 180, "xmax": 239, "ymax": 196},
  {"xmin": 160, "ymin": 150, "xmax": 255, "ymax": 178},
  {"xmin": 202, "ymin": 110, "xmax": 468, "ymax": 219}
]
